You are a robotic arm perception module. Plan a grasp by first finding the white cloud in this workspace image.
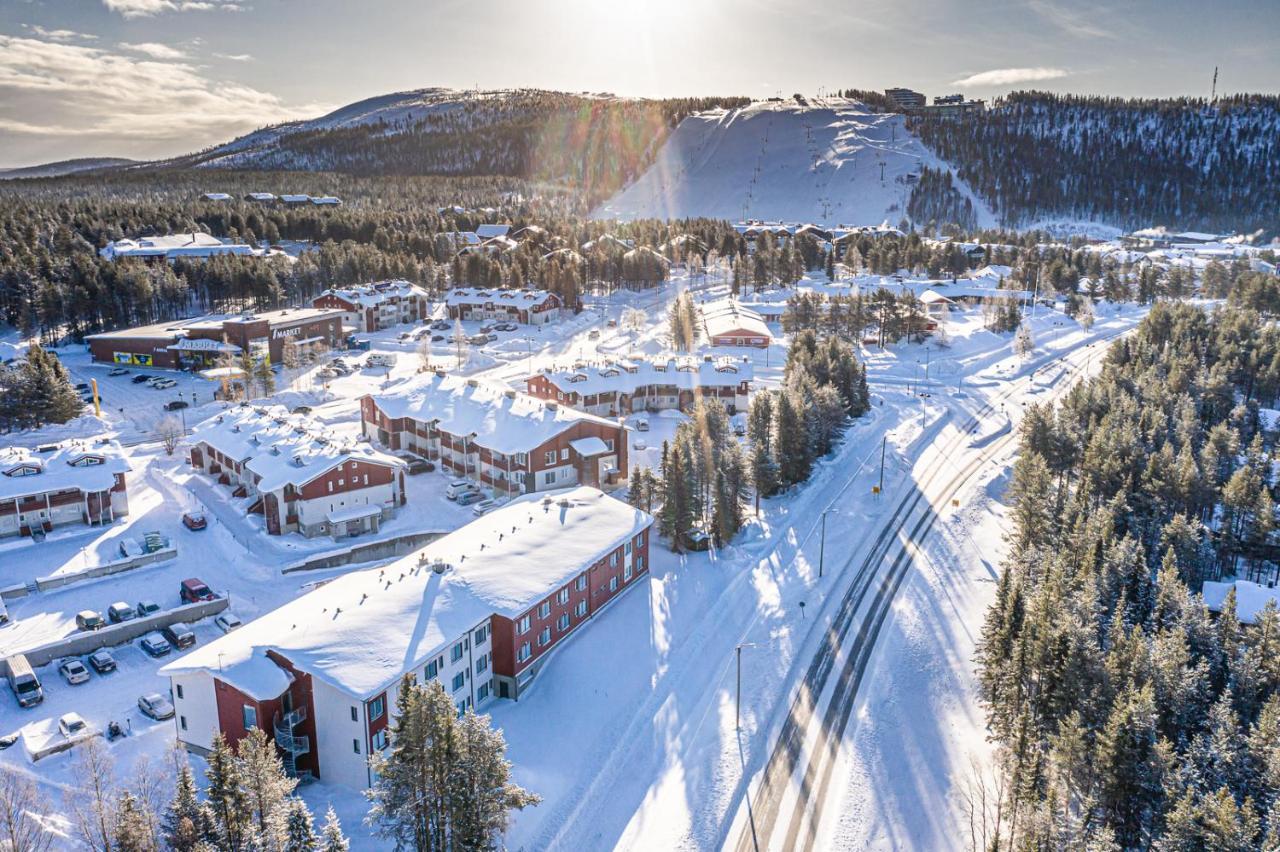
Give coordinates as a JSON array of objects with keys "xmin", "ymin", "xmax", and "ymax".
[
  {"xmin": 0, "ymin": 35, "xmax": 324, "ymax": 149},
  {"xmin": 118, "ymin": 41, "xmax": 187, "ymax": 60},
  {"xmin": 213, "ymin": 52, "xmax": 253, "ymax": 62},
  {"xmin": 23, "ymin": 25, "xmax": 98, "ymax": 42},
  {"xmin": 951, "ymin": 67, "xmax": 1070, "ymax": 88},
  {"xmin": 102, "ymin": 0, "xmax": 244, "ymax": 18}
]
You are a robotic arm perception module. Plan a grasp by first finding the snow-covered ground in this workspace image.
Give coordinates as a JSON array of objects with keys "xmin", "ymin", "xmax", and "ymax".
[
  {"xmin": 0, "ymin": 275, "xmax": 1147, "ymax": 850},
  {"xmin": 594, "ymin": 98, "xmax": 996, "ymax": 228}
]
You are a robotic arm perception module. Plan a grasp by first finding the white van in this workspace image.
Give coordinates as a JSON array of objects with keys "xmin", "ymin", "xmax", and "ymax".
[
  {"xmin": 445, "ymin": 480, "xmax": 479, "ymax": 501},
  {"xmin": 367, "ymin": 353, "xmax": 398, "ymax": 368},
  {"xmin": 7, "ymin": 654, "xmax": 42, "ymax": 708}
]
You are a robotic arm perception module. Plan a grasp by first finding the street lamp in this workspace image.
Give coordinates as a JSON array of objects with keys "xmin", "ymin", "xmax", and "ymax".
[
  {"xmin": 177, "ymin": 392, "xmax": 187, "ymax": 434},
  {"xmin": 818, "ymin": 508, "xmax": 834, "ymax": 579},
  {"xmin": 735, "ymin": 642, "xmax": 756, "ymax": 731}
]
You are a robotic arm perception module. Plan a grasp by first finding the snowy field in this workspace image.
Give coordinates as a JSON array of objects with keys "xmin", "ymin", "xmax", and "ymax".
[
  {"xmin": 594, "ymin": 98, "xmax": 996, "ymax": 228},
  {"xmin": 0, "ymin": 274, "xmax": 1146, "ymax": 850}
]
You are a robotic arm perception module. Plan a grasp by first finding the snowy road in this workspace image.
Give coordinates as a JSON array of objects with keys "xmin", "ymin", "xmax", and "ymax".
[{"xmin": 724, "ymin": 327, "xmax": 1128, "ymax": 852}]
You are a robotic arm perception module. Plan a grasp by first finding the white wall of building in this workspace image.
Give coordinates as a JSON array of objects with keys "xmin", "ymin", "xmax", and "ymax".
[
  {"xmin": 171, "ymin": 671, "xmax": 219, "ymax": 754},
  {"xmin": 311, "ymin": 676, "xmax": 373, "ymax": 790}
]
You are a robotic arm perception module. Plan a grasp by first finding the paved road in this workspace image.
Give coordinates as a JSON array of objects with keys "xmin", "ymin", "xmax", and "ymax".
[{"xmin": 727, "ymin": 332, "xmax": 1122, "ymax": 852}]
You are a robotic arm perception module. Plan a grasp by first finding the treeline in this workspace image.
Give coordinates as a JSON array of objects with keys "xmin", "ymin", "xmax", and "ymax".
[
  {"xmin": 912, "ymin": 91, "xmax": 1280, "ymax": 234},
  {"xmin": 974, "ymin": 303, "xmax": 1280, "ymax": 848},
  {"xmin": 177, "ymin": 90, "xmax": 750, "ymax": 206},
  {"xmin": 907, "ymin": 167, "xmax": 979, "ymax": 232}
]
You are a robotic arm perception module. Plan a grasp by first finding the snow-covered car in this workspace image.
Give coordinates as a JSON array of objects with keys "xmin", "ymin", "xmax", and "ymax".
[
  {"xmin": 471, "ymin": 498, "xmax": 497, "ymax": 516},
  {"xmin": 181, "ymin": 512, "xmax": 207, "ymax": 531},
  {"xmin": 108, "ymin": 367, "xmax": 129, "ymax": 376},
  {"xmin": 75, "ymin": 610, "xmax": 106, "ymax": 631},
  {"xmin": 456, "ymin": 490, "xmax": 485, "ymax": 507},
  {"xmin": 430, "ymin": 321, "xmax": 450, "ymax": 331},
  {"xmin": 138, "ymin": 693, "xmax": 174, "ymax": 720},
  {"xmin": 214, "ymin": 613, "xmax": 243, "ymax": 633},
  {"xmin": 139, "ymin": 633, "xmax": 171, "ymax": 658},
  {"xmin": 107, "ymin": 601, "xmax": 135, "ymax": 623},
  {"xmin": 58, "ymin": 660, "xmax": 90, "ymax": 685},
  {"xmin": 88, "ymin": 650, "xmax": 116, "ymax": 674},
  {"xmin": 58, "ymin": 713, "xmax": 88, "ymax": 739},
  {"xmin": 445, "ymin": 480, "xmax": 478, "ymax": 500}
]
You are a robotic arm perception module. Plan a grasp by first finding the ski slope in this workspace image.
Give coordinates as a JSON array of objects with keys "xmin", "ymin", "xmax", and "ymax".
[{"xmin": 594, "ymin": 98, "xmax": 996, "ymax": 227}]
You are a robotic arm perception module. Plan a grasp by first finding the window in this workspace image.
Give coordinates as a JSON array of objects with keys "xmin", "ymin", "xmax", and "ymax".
[
  {"xmin": 624, "ymin": 563, "xmax": 633, "ymax": 582},
  {"xmin": 476, "ymin": 653, "xmax": 489, "ymax": 673},
  {"xmin": 180, "ymin": 716, "xmax": 187, "ymax": 731},
  {"xmin": 425, "ymin": 659, "xmax": 438, "ymax": 679},
  {"xmin": 544, "ymin": 472, "xmax": 555, "ymax": 486},
  {"xmin": 517, "ymin": 642, "xmax": 531, "ymax": 663},
  {"xmin": 609, "ymin": 551, "xmax": 618, "ymax": 567},
  {"xmin": 242, "ymin": 705, "xmax": 257, "ymax": 730},
  {"xmin": 538, "ymin": 601, "xmax": 551, "ymax": 619},
  {"xmin": 451, "ymin": 641, "xmax": 464, "ymax": 663},
  {"xmin": 373, "ymin": 729, "xmax": 388, "ymax": 751},
  {"xmin": 353, "ymin": 739, "xmax": 361, "ymax": 754},
  {"xmin": 516, "ymin": 615, "xmax": 531, "ymax": 635},
  {"xmin": 556, "ymin": 588, "xmax": 569, "ymax": 605},
  {"xmin": 575, "ymin": 575, "xmax": 588, "ymax": 591},
  {"xmin": 176, "ymin": 684, "xmax": 184, "ymax": 700},
  {"xmin": 637, "ymin": 555, "xmax": 645, "ymax": 571},
  {"xmin": 557, "ymin": 613, "xmax": 570, "ymax": 631},
  {"xmin": 538, "ymin": 627, "xmax": 551, "ymax": 647},
  {"xmin": 544, "ymin": 451, "xmax": 556, "ymax": 466},
  {"xmin": 327, "ymin": 482, "xmax": 333, "ymax": 493},
  {"xmin": 474, "ymin": 624, "xmax": 488, "ymax": 645},
  {"xmin": 605, "ymin": 439, "xmax": 615, "ymax": 451},
  {"xmin": 637, "ymin": 532, "xmax": 646, "ymax": 548},
  {"xmin": 369, "ymin": 695, "xmax": 385, "ymax": 721},
  {"xmin": 625, "ymin": 540, "xmax": 632, "ymax": 555},
  {"xmin": 561, "ymin": 448, "xmax": 569, "ymax": 461},
  {"xmin": 351, "ymin": 706, "xmax": 359, "ymax": 722},
  {"xmin": 452, "ymin": 672, "xmax": 466, "ymax": 692},
  {"xmin": 609, "ymin": 576, "xmax": 619, "ymax": 592},
  {"xmin": 575, "ymin": 600, "xmax": 587, "ymax": 618},
  {"xmin": 478, "ymin": 682, "xmax": 490, "ymax": 701}
]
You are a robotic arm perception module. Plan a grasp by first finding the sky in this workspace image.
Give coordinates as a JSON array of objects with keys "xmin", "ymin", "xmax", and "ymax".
[{"xmin": 0, "ymin": 0, "xmax": 1276, "ymax": 168}]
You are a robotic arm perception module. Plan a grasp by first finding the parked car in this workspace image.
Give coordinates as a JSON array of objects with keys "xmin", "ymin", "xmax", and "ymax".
[
  {"xmin": 215, "ymin": 613, "xmax": 243, "ymax": 633},
  {"xmin": 398, "ymin": 331, "xmax": 413, "ymax": 340},
  {"xmin": 467, "ymin": 334, "xmax": 491, "ymax": 345},
  {"xmin": 75, "ymin": 610, "xmax": 106, "ymax": 631},
  {"xmin": 131, "ymin": 374, "xmax": 152, "ymax": 384},
  {"xmin": 58, "ymin": 713, "xmax": 89, "ymax": 739},
  {"xmin": 59, "ymin": 659, "xmax": 90, "ymax": 686},
  {"xmin": 471, "ymin": 498, "xmax": 496, "ymax": 516},
  {"xmin": 153, "ymin": 379, "xmax": 177, "ymax": 390},
  {"xmin": 412, "ymin": 328, "xmax": 431, "ymax": 340},
  {"xmin": 291, "ymin": 405, "xmax": 312, "ymax": 415},
  {"xmin": 396, "ymin": 453, "xmax": 434, "ymax": 475},
  {"xmin": 139, "ymin": 633, "xmax": 171, "ymax": 658},
  {"xmin": 430, "ymin": 321, "xmax": 450, "ymax": 331},
  {"xmin": 74, "ymin": 383, "xmax": 90, "ymax": 391},
  {"xmin": 496, "ymin": 322, "xmax": 518, "ymax": 332},
  {"xmin": 137, "ymin": 693, "xmax": 174, "ymax": 721},
  {"xmin": 181, "ymin": 512, "xmax": 207, "ymax": 531},
  {"xmin": 136, "ymin": 600, "xmax": 160, "ymax": 617},
  {"xmin": 88, "ymin": 650, "xmax": 117, "ymax": 674},
  {"xmin": 106, "ymin": 601, "xmax": 135, "ymax": 623},
  {"xmin": 107, "ymin": 366, "xmax": 129, "ymax": 376},
  {"xmin": 445, "ymin": 480, "xmax": 479, "ymax": 500},
  {"xmin": 634, "ymin": 417, "xmax": 650, "ymax": 432},
  {"xmin": 179, "ymin": 578, "xmax": 215, "ymax": 603},
  {"xmin": 164, "ymin": 400, "xmax": 188, "ymax": 411},
  {"xmin": 479, "ymin": 323, "xmax": 498, "ymax": 334},
  {"xmin": 456, "ymin": 490, "xmax": 485, "ymax": 507},
  {"xmin": 162, "ymin": 623, "xmax": 196, "ymax": 650},
  {"xmin": 431, "ymin": 335, "xmax": 445, "ymax": 343},
  {"xmin": 588, "ymin": 329, "xmax": 601, "ymax": 340}
]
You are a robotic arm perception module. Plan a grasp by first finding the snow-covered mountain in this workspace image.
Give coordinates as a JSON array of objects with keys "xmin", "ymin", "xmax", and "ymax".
[
  {"xmin": 0, "ymin": 157, "xmax": 136, "ymax": 180},
  {"xmin": 593, "ymin": 98, "xmax": 996, "ymax": 228}
]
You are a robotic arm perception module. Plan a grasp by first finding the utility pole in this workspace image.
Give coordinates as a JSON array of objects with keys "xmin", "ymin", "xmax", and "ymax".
[
  {"xmin": 735, "ymin": 643, "xmax": 754, "ymax": 731},
  {"xmin": 819, "ymin": 510, "xmax": 829, "ymax": 578},
  {"xmin": 878, "ymin": 436, "xmax": 887, "ymax": 495}
]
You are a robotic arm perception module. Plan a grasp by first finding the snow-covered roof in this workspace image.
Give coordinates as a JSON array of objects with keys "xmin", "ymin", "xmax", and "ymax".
[
  {"xmin": 318, "ymin": 280, "xmax": 427, "ymax": 309},
  {"xmin": 475, "ymin": 224, "xmax": 511, "ymax": 239},
  {"xmin": 279, "ymin": 194, "xmax": 311, "ymax": 203},
  {"xmin": 369, "ymin": 372, "xmax": 619, "ymax": 455},
  {"xmin": 0, "ymin": 440, "xmax": 129, "ymax": 502},
  {"xmin": 245, "ymin": 192, "xmax": 276, "ymax": 201},
  {"xmin": 919, "ymin": 289, "xmax": 956, "ymax": 305},
  {"xmin": 444, "ymin": 287, "xmax": 557, "ymax": 310},
  {"xmin": 202, "ymin": 193, "xmax": 232, "ymax": 201},
  {"xmin": 581, "ymin": 234, "xmax": 634, "ymax": 252},
  {"xmin": 160, "ymin": 486, "xmax": 653, "ymax": 700},
  {"xmin": 972, "ymin": 264, "xmax": 1013, "ymax": 281},
  {"xmin": 535, "ymin": 354, "xmax": 753, "ymax": 397},
  {"xmin": 310, "ymin": 196, "xmax": 342, "ymax": 205},
  {"xmin": 700, "ymin": 299, "xmax": 771, "ymax": 340},
  {"xmin": 100, "ymin": 233, "xmax": 263, "ymax": 261},
  {"xmin": 190, "ymin": 404, "xmax": 403, "ymax": 492},
  {"xmin": 1202, "ymin": 580, "xmax": 1280, "ymax": 625},
  {"xmin": 439, "ymin": 231, "xmax": 481, "ymax": 247}
]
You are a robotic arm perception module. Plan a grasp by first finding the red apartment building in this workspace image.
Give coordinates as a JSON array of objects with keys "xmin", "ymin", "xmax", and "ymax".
[{"xmin": 0, "ymin": 441, "xmax": 130, "ymax": 539}]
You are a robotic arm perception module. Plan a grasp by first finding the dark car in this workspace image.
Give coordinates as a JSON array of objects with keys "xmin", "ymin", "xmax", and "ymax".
[
  {"xmin": 181, "ymin": 512, "xmax": 207, "ymax": 531},
  {"xmin": 161, "ymin": 622, "xmax": 196, "ymax": 650},
  {"xmin": 74, "ymin": 383, "xmax": 90, "ymax": 391},
  {"xmin": 88, "ymin": 650, "xmax": 117, "ymax": 674},
  {"xmin": 164, "ymin": 400, "xmax": 188, "ymax": 412},
  {"xmin": 136, "ymin": 599, "xmax": 161, "ymax": 617},
  {"xmin": 132, "ymin": 374, "xmax": 152, "ymax": 384},
  {"xmin": 431, "ymin": 335, "xmax": 445, "ymax": 343},
  {"xmin": 179, "ymin": 578, "xmax": 215, "ymax": 604},
  {"xmin": 406, "ymin": 458, "xmax": 435, "ymax": 475}
]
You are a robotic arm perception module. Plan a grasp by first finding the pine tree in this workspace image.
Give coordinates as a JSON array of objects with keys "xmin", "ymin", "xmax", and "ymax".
[
  {"xmin": 747, "ymin": 392, "xmax": 777, "ymax": 512},
  {"xmin": 112, "ymin": 791, "xmax": 154, "ymax": 852},
  {"xmin": 205, "ymin": 733, "xmax": 250, "ymax": 851},
  {"xmin": 280, "ymin": 798, "xmax": 318, "ymax": 852},
  {"xmin": 773, "ymin": 390, "xmax": 810, "ymax": 486},
  {"xmin": 163, "ymin": 763, "xmax": 215, "ymax": 852},
  {"xmin": 449, "ymin": 709, "xmax": 539, "ymax": 851},
  {"xmin": 237, "ymin": 726, "xmax": 298, "ymax": 840},
  {"xmin": 319, "ymin": 807, "xmax": 349, "ymax": 852},
  {"xmin": 659, "ymin": 443, "xmax": 692, "ymax": 551}
]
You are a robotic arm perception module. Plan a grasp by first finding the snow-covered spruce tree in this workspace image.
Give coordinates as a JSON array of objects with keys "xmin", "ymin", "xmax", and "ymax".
[
  {"xmin": 279, "ymin": 797, "xmax": 319, "ymax": 852},
  {"xmin": 237, "ymin": 726, "xmax": 299, "ymax": 842},
  {"xmin": 658, "ymin": 442, "xmax": 692, "ymax": 551},
  {"xmin": 204, "ymin": 733, "xmax": 250, "ymax": 850},
  {"xmin": 0, "ymin": 344, "xmax": 83, "ymax": 431},
  {"xmin": 772, "ymin": 390, "xmax": 810, "ymax": 487},
  {"xmin": 449, "ymin": 709, "xmax": 540, "ymax": 850},
  {"xmin": 1013, "ymin": 322, "xmax": 1034, "ymax": 359},
  {"xmin": 747, "ymin": 392, "xmax": 778, "ymax": 513},
  {"xmin": 319, "ymin": 807, "xmax": 349, "ymax": 852},
  {"xmin": 112, "ymin": 791, "xmax": 155, "ymax": 852},
  {"xmin": 163, "ymin": 763, "xmax": 216, "ymax": 852}
]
